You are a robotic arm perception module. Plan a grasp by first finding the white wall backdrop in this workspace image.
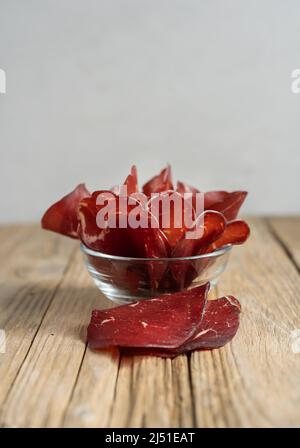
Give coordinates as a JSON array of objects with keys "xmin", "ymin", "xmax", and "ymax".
[{"xmin": 0, "ymin": 0, "xmax": 300, "ymax": 222}]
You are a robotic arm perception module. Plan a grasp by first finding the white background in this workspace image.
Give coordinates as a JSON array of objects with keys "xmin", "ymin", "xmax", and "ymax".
[{"xmin": 0, "ymin": 0, "xmax": 299, "ymax": 222}]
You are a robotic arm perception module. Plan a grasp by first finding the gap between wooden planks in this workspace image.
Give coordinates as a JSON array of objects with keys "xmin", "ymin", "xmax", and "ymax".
[{"xmin": 0, "ymin": 218, "xmax": 299, "ymax": 428}]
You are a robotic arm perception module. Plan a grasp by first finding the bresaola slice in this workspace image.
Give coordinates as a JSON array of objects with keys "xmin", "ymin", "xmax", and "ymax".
[
  {"xmin": 123, "ymin": 165, "xmax": 138, "ymax": 196},
  {"xmin": 170, "ymin": 212, "xmax": 226, "ymax": 288},
  {"xmin": 206, "ymin": 220, "xmax": 250, "ymax": 252},
  {"xmin": 127, "ymin": 227, "xmax": 169, "ymax": 288},
  {"xmin": 143, "ymin": 165, "xmax": 173, "ymax": 196},
  {"xmin": 148, "ymin": 190, "xmax": 195, "ymax": 249},
  {"xmin": 41, "ymin": 183, "xmax": 90, "ymax": 238},
  {"xmin": 204, "ymin": 191, "xmax": 247, "ymax": 221},
  {"xmin": 77, "ymin": 190, "xmax": 128, "ymax": 253},
  {"xmin": 172, "ymin": 211, "xmax": 226, "ymax": 258},
  {"xmin": 184, "ymin": 295, "xmax": 241, "ymax": 350},
  {"xmin": 87, "ymin": 284, "xmax": 241, "ymax": 357},
  {"xmin": 88, "ymin": 284, "xmax": 209, "ymax": 349},
  {"xmin": 121, "ymin": 295, "xmax": 241, "ymax": 357},
  {"xmin": 176, "ymin": 181, "xmax": 200, "ymax": 195}
]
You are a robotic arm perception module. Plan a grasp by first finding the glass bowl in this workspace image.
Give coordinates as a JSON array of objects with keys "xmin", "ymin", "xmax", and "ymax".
[{"xmin": 81, "ymin": 243, "xmax": 232, "ymax": 304}]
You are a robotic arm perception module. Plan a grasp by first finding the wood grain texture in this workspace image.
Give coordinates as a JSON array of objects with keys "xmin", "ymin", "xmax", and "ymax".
[
  {"xmin": 0, "ymin": 249, "xmax": 108, "ymax": 428},
  {"xmin": 0, "ymin": 219, "xmax": 299, "ymax": 428},
  {"xmin": 214, "ymin": 218, "xmax": 300, "ymax": 427},
  {"xmin": 0, "ymin": 226, "xmax": 75, "ymax": 410},
  {"xmin": 267, "ymin": 217, "xmax": 300, "ymax": 270}
]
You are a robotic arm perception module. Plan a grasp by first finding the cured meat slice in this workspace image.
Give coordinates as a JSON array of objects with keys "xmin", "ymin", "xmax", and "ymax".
[
  {"xmin": 78, "ymin": 191, "xmax": 169, "ymax": 291},
  {"xmin": 41, "ymin": 183, "xmax": 90, "ymax": 238},
  {"xmin": 77, "ymin": 190, "xmax": 124, "ymax": 253},
  {"xmin": 204, "ymin": 191, "xmax": 247, "ymax": 221},
  {"xmin": 110, "ymin": 165, "xmax": 139, "ymax": 196},
  {"xmin": 142, "ymin": 165, "xmax": 173, "ymax": 196},
  {"xmin": 176, "ymin": 181, "xmax": 200, "ymax": 195},
  {"xmin": 170, "ymin": 212, "xmax": 226, "ymax": 288},
  {"xmin": 204, "ymin": 190, "xmax": 227, "ymax": 209},
  {"xmin": 128, "ymin": 227, "xmax": 168, "ymax": 259},
  {"xmin": 176, "ymin": 295, "xmax": 241, "ymax": 351},
  {"xmin": 123, "ymin": 165, "xmax": 138, "ymax": 196},
  {"xmin": 78, "ymin": 192, "xmax": 168, "ymax": 255},
  {"xmin": 206, "ymin": 220, "xmax": 250, "ymax": 252},
  {"xmin": 172, "ymin": 211, "xmax": 226, "ymax": 258},
  {"xmin": 148, "ymin": 190, "xmax": 195, "ymax": 249},
  {"xmin": 176, "ymin": 181, "xmax": 200, "ymax": 213},
  {"xmin": 128, "ymin": 227, "xmax": 169, "ymax": 288},
  {"xmin": 87, "ymin": 284, "xmax": 209, "ymax": 349},
  {"xmin": 121, "ymin": 295, "xmax": 241, "ymax": 357}
]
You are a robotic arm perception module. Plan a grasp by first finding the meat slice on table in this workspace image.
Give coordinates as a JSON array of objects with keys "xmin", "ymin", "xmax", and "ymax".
[
  {"xmin": 121, "ymin": 295, "xmax": 241, "ymax": 357},
  {"xmin": 87, "ymin": 284, "xmax": 209, "ymax": 349},
  {"xmin": 87, "ymin": 283, "xmax": 241, "ymax": 358}
]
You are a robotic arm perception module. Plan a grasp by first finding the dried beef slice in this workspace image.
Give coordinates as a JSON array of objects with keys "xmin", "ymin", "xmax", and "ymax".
[
  {"xmin": 88, "ymin": 284, "xmax": 209, "ymax": 349},
  {"xmin": 121, "ymin": 295, "xmax": 241, "ymax": 357},
  {"xmin": 88, "ymin": 284, "xmax": 241, "ymax": 357},
  {"xmin": 41, "ymin": 183, "xmax": 90, "ymax": 238}
]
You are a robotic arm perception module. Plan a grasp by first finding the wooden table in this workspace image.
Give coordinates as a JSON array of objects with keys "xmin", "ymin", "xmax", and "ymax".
[{"xmin": 0, "ymin": 217, "xmax": 299, "ymax": 428}]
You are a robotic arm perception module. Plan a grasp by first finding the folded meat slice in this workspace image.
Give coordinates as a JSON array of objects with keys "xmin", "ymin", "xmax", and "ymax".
[
  {"xmin": 77, "ymin": 190, "xmax": 127, "ymax": 253},
  {"xmin": 123, "ymin": 165, "xmax": 139, "ymax": 195},
  {"xmin": 170, "ymin": 212, "xmax": 226, "ymax": 288},
  {"xmin": 41, "ymin": 183, "xmax": 90, "ymax": 238},
  {"xmin": 88, "ymin": 283, "xmax": 209, "ymax": 349},
  {"xmin": 142, "ymin": 165, "xmax": 173, "ymax": 196},
  {"xmin": 206, "ymin": 220, "xmax": 250, "ymax": 252},
  {"xmin": 204, "ymin": 191, "xmax": 247, "ymax": 221},
  {"xmin": 121, "ymin": 295, "xmax": 241, "ymax": 357},
  {"xmin": 148, "ymin": 190, "xmax": 194, "ymax": 250},
  {"xmin": 171, "ymin": 211, "xmax": 226, "ymax": 258},
  {"xmin": 127, "ymin": 227, "xmax": 169, "ymax": 288},
  {"xmin": 176, "ymin": 180, "xmax": 200, "ymax": 195}
]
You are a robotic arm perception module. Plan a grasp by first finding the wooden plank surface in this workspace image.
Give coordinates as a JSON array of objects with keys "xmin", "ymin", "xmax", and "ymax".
[
  {"xmin": 267, "ymin": 217, "xmax": 300, "ymax": 270},
  {"xmin": 0, "ymin": 225, "xmax": 75, "ymax": 412},
  {"xmin": 0, "ymin": 218, "xmax": 299, "ymax": 428}
]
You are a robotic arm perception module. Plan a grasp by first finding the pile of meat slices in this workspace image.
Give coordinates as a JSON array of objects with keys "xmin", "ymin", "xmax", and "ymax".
[
  {"xmin": 88, "ymin": 283, "xmax": 241, "ymax": 357},
  {"xmin": 41, "ymin": 165, "xmax": 250, "ymax": 290}
]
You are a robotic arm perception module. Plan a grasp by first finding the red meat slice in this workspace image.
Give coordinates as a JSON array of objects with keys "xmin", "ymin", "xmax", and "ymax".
[
  {"xmin": 176, "ymin": 181, "xmax": 201, "ymax": 214},
  {"xmin": 172, "ymin": 211, "xmax": 226, "ymax": 258},
  {"xmin": 148, "ymin": 190, "xmax": 195, "ymax": 250},
  {"xmin": 206, "ymin": 220, "xmax": 250, "ymax": 252},
  {"xmin": 176, "ymin": 181, "xmax": 200, "ymax": 195},
  {"xmin": 128, "ymin": 227, "xmax": 169, "ymax": 288},
  {"xmin": 176, "ymin": 295, "xmax": 241, "ymax": 351},
  {"xmin": 87, "ymin": 283, "xmax": 209, "ymax": 349},
  {"xmin": 123, "ymin": 165, "xmax": 139, "ymax": 196},
  {"xmin": 204, "ymin": 191, "xmax": 247, "ymax": 221},
  {"xmin": 170, "ymin": 212, "xmax": 226, "ymax": 288},
  {"xmin": 204, "ymin": 190, "xmax": 227, "ymax": 209},
  {"xmin": 41, "ymin": 183, "xmax": 90, "ymax": 238},
  {"xmin": 121, "ymin": 295, "xmax": 241, "ymax": 357},
  {"xmin": 143, "ymin": 165, "xmax": 173, "ymax": 196},
  {"xmin": 110, "ymin": 165, "xmax": 139, "ymax": 196},
  {"xmin": 77, "ymin": 190, "xmax": 127, "ymax": 253}
]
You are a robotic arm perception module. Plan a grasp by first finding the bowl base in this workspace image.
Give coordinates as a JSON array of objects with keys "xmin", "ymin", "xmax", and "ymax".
[{"xmin": 94, "ymin": 276, "xmax": 221, "ymax": 304}]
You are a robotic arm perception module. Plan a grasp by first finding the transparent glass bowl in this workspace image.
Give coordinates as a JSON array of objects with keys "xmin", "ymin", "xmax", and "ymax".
[{"xmin": 81, "ymin": 243, "xmax": 232, "ymax": 304}]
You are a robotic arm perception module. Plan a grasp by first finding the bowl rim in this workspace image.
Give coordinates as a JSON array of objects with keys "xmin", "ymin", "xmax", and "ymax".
[{"xmin": 80, "ymin": 242, "xmax": 232, "ymax": 262}]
